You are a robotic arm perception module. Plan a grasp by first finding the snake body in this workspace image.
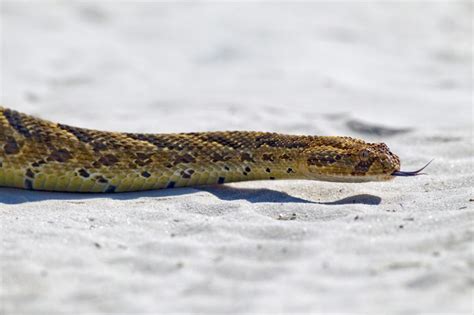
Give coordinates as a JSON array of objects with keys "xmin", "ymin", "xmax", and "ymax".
[{"xmin": 0, "ymin": 107, "xmax": 401, "ymax": 193}]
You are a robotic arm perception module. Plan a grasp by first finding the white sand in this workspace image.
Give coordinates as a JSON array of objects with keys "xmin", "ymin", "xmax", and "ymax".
[{"xmin": 1, "ymin": 2, "xmax": 472, "ymax": 314}]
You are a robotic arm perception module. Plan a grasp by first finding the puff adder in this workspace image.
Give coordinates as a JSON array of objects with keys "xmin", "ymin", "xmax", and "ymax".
[{"xmin": 0, "ymin": 106, "xmax": 414, "ymax": 193}]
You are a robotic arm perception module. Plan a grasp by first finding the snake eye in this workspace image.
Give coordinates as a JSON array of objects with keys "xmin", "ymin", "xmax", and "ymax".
[{"xmin": 359, "ymin": 150, "xmax": 370, "ymax": 161}]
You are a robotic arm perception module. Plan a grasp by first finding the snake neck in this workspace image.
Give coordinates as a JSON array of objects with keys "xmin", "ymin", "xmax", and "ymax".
[{"xmin": 197, "ymin": 147, "xmax": 308, "ymax": 187}]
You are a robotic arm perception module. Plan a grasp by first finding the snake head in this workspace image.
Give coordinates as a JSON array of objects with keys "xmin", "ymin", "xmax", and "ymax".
[{"xmin": 304, "ymin": 137, "xmax": 401, "ymax": 182}]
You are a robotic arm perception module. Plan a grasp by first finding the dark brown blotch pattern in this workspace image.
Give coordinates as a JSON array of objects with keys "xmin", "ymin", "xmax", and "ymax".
[
  {"xmin": 353, "ymin": 158, "xmax": 375, "ymax": 175},
  {"xmin": 98, "ymin": 154, "xmax": 119, "ymax": 166},
  {"xmin": 180, "ymin": 169, "xmax": 195, "ymax": 179},
  {"xmin": 95, "ymin": 175, "xmax": 108, "ymax": 184},
  {"xmin": 4, "ymin": 137, "xmax": 20, "ymax": 155},
  {"xmin": 173, "ymin": 153, "xmax": 196, "ymax": 166},
  {"xmin": 211, "ymin": 153, "xmax": 231, "ymax": 162},
  {"xmin": 31, "ymin": 160, "xmax": 46, "ymax": 167},
  {"xmin": 58, "ymin": 124, "xmax": 94, "ymax": 143},
  {"xmin": 240, "ymin": 152, "xmax": 255, "ymax": 163},
  {"xmin": 26, "ymin": 168, "xmax": 35, "ymax": 179},
  {"xmin": 198, "ymin": 134, "xmax": 243, "ymax": 150},
  {"xmin": 256, "ymin": 134, "xmax": 310, "ymax": 149},
  {"xmin": 4, "ymin": 109, "xmax": 31, "ymax": 138},
  {"xmin": 126, "ymin": 133, "xmax": 187, "ymax": 151},
  {"xmin": 24, "ymin": 168, "xmax": 35, "ymax": 189},
  {"xmin": 91, "ymin": 141, "xmax": 108, "ymax": 152},
  {"xmin": 134, "ymin": 152, "xmax": 153, "ymax": 166},
  {"xmin": 307, "ymin": 155, "xmax": 337, "ymax": 166},
  {"xmin": 48, "ymin": 149, "xmax": 72, "ymax": 163},
  {"xmin": 262, "ymin": 153, "xmax": 275, "ymax": 162},
  {"xmin": 78, "ymin": 169, "xmax": 90, "ymax": 178},
  {"xmin": 280, "ymin": 153, "xmax": 292, "ymax": 161}
]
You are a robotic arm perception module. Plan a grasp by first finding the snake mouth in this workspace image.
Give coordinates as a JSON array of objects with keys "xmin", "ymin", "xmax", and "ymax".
[{"xmin": 391, "ymin": 159, "xmax": 433, "ymax": 177}]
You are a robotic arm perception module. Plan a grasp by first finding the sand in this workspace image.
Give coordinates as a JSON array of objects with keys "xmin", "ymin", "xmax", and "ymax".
[{"xmin": 0, "ymin": 1, "xmax": 473, "ymax": 314}]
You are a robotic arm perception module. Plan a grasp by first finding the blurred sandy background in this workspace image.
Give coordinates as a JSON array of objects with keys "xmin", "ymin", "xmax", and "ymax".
[{"xmin": 0, "ymin": 1, "xmax": 472, "ymax": 314}]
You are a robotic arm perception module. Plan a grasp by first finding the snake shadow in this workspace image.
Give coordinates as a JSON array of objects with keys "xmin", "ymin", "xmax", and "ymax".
[
  {"xmin": 199, "ymin": 186, "xmax": 381, "ymax": 205},
  {"xmin": 0, "ymin": 186, "xmax": 381, "ymax": 206}
]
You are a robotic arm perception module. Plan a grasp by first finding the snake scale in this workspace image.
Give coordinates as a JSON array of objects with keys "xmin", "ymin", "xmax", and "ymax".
[{"xmin": 1, "ymin": 106, "xmax": 425, "ymax": 193}]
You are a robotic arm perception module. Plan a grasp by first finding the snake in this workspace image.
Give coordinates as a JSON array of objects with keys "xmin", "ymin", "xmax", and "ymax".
[{"xmin": 0, "ymin": 106, "xmax": 428, "ymax": 193}]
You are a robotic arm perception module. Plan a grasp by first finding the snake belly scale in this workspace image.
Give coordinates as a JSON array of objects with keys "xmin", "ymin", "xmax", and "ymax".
[{"xmin": 0, "ymin": 107, "xmax": 402, "ymax": 193}]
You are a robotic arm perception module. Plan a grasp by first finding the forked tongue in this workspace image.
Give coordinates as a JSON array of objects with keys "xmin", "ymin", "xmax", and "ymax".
[{"xmin": 392, "ymin": 159, "xmax": 433, "ymax": 177}]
